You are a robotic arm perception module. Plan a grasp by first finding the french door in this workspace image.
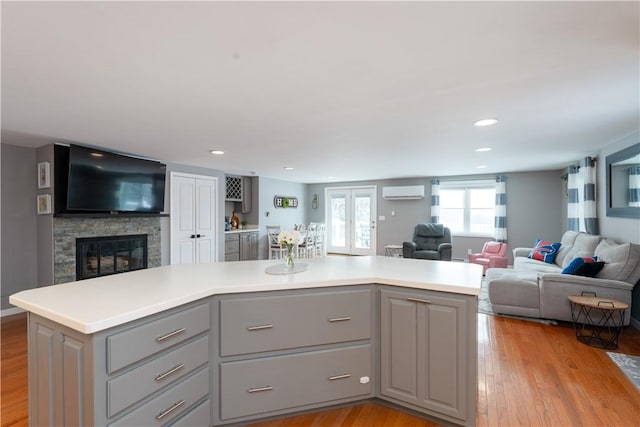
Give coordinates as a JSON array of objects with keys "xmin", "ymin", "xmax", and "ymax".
[{"xmin": 325, "ymin": 186, "xmax": 377, "ymax": 256}]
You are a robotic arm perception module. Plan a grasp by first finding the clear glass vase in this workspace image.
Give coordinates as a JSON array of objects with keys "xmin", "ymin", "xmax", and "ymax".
[{"xmin": 285, "ymin": 245, "xmax": 295, "ymax": 270}]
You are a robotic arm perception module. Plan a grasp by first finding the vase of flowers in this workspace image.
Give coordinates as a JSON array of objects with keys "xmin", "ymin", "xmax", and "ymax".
[{"xmin": 278, "ymin": 230, "xmax": 302, "ymax": 270}]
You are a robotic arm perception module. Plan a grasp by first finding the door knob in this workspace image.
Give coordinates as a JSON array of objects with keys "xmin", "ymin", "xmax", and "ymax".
[{"xmin": 190, "ymin": 234, "xmax": 196, "ymax": 238}]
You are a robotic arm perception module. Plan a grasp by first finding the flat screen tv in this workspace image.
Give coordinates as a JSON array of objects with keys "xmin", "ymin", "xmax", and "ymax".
[{"xmin": 66, "ymin": 145, "xmax": 166, "ymax": 213}]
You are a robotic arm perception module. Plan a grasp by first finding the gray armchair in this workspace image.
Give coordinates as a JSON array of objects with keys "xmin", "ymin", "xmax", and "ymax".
[{"xmin": 403, "ymin": 223, "xmax": 452, "ymax": 261}]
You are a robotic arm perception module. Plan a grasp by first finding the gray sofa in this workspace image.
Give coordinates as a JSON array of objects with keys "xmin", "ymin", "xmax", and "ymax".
[{"xmin": 486, "ymin": 231, "xmax": 640, "ymax": 325}]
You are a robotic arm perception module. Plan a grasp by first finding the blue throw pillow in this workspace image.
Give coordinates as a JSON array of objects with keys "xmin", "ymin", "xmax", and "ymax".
[
  {"xmin": 561, "ymin": 256, "xmax": 598, "ymax": 274},
  {"xmin": 527, "ymin": 239, "xmax": 562, "ymax": 264}
]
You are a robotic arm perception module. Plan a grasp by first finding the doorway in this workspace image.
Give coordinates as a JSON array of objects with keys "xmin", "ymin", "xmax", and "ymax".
[{"xmin": 325, "ymin": 186, "xmax": 377, "ymax": 256}]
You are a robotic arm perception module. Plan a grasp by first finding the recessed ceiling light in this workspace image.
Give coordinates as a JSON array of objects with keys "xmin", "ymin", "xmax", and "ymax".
[
  {"xmin": 283, "ymin": 166, "xmax": 294, "ymax": 171},
  {"xmin": 473, "ymin": 118, "xmax": 498, "ymax": 127},
  {"xmin": 209, "ymin": 150, "xmax": 224, "ymax": 155},
  {"xmin": 90, "ymin": 152, "xmax": 104, "ymax": 158},
  {"xmin": 477, "ymin": 165, "xmax": 487, "ymax": 169},
  {"xmin": 475, "ymin": 147, "xmax": 492, "ymax": 152}
]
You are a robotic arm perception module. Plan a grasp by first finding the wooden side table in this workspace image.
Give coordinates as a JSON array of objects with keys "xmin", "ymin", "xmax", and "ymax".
[{"xmin": 568, "ymin": 294, "xmax": 628, "ymax": 349}]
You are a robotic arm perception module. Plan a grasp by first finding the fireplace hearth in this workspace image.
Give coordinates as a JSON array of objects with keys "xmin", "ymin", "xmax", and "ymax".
[{"xmin": 76, "ymin": 234, "xmax": 148, "ymax": 280}]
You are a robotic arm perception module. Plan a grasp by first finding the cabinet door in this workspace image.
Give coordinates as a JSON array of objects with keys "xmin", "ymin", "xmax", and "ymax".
[
  {"xmin": 239, "ymin": 232, "xmax": 259, "ymax": 261},
  {"xmin": 380, "ymin": 289, "xmax": 469, "ymax": 420},
  {"xmin": 241, "ymin": 177, "xmax": 252, "ymax": 213},
  {"xmin": 239, "ymin": 233, "xmax": 250, "ymax": 261}
]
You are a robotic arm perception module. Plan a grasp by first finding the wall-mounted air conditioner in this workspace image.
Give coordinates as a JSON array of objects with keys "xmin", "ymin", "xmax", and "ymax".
[{"xmin": 382, "ymin": 185, "xmax": 425, "ymax": 200}]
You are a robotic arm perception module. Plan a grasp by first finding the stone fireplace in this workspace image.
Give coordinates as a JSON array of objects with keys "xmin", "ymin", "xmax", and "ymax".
[
  {"xmin": 53, "ymin": 217, "xmax": 161, "ymax": 284},
  {"xmin": 76, "ymin": 234, "xmax": 148, "ymax": 280}
]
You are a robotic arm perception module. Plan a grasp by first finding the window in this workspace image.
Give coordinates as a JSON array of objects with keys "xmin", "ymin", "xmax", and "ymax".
[{"xmin": 439, "ymin": 181, "xmax": 495, "ymax": 235}]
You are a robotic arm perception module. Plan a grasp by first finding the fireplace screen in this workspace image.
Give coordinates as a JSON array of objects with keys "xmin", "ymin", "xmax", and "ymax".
[{"xmin": 76, "ymin": 234, "xmax": 148, "ymax": 280}]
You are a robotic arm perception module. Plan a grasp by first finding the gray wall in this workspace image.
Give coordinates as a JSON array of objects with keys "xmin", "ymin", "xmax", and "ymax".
[
  {"xmin": 258, "ymin": 177, "xmax": 308, "ymax": 259},
  {"xmin": 597, "ymin": 131, "xmax": 640, "ymax": 322},
  {"xmin": 1, "ymin": 144, "xmax": 38, "ymax": 309}
]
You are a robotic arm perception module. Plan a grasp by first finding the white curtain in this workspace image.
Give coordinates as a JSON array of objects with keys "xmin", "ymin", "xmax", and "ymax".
[
  {"xmin": 567, "ymin": 157, "xmax": 598, "ymax": 234},
  {"xmin": 494, "ymin": 176, "xmax": 507, "ymax": 242},
  {"xmin": 629, "ymin": 166, "xmax": 640, "ymax": 207},
  {"xmin": 430, "ymin": 179, "xmax": 440, "ymax": 223}
]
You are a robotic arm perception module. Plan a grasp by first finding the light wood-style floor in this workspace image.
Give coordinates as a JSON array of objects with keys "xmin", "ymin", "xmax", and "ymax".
[{"xmin": 2, "ymin": 312, "xmax": 639, "ymax": 427}]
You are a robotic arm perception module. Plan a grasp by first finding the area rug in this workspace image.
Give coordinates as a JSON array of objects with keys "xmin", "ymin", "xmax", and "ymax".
[
  {"xmin": 607, "ymin": 352, "xmax": 640, "ymax": 390},
  {"xmin": 478, "ymin": 278, "xmax": 557, "ymax": 325}
]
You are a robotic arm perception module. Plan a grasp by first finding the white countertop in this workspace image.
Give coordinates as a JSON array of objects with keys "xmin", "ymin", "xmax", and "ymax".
[
  {"xmin": 225, "ymin": 228, "xmax": 259, "ymax": 234},
  {"xmin": 10, "ymin": 256, "xmax": 482, "ymax": 334}
]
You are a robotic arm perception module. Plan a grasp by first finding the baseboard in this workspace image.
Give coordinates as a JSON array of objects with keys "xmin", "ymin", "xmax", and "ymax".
[{"xmin": 1, "ymin": 306, "xmax": 25, "ymax": 317}]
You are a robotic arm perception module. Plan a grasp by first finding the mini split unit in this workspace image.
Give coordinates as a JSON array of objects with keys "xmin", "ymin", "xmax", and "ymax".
[{"xmin": 382, "ymin": 185, "xmax": 425, "ymax": 200}]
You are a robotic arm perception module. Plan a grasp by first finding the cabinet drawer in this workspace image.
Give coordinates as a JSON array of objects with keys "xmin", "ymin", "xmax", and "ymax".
[
  {"xmin": 219, "ymin": 289, "xmax": 371, "ymax": 356},
  {"xmin": 220, "ymin": 344, "xmax": 371, "ymax": 421},
  {"xmin": 166, "ymin": 399, "xmax": 210, "ymax": 427},
  {"xmin": 107, "ymin": 303, "xmax": 210, "ymax": 373},
  {"xmin": 225, "ymin": 233, "xmax": 239, "ymax": 242},
  {"xmin": 109, "ymin": 367, "xmax": 209, "ymax": 427},
  {"xmin": 107, "ymin": 335, "xmax": 209, "ymax": 417},
  {"xmin": 225, "ymin": 240, "xmax": 239, "ymax": 254}
]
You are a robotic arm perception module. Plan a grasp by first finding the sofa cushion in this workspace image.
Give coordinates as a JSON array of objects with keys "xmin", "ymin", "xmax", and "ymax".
[
  {"xmin": 573, "ymin": 261, "xmax": 605, "ymax": 277},
  {"xmin": 561, "ymin": 256, "xmax": 598, "ymax": 274},
  {"xmin": 595, "ymin": 240, "xmax": 640, "ymax": 284},
  {"xmin": 554, "ymin": 230, "xmax": 580, "ymax": 267},
  {"xmin": 415, "ymin": 223, "xmax": 444, "ymax": 238},
  {"xmin": 514, "ymin": 256, "xmax": 563, "ymax": 273},
  {"xmin": 558, "ymin": 232, "xmax": 602, "ymax": 268},
  {"xmin": 528, "ymin": 239, "xmax": 561, "ymax": 264},
  {"xmin": 484, "ymin": 241, "xmax": 503, "ymax": 254}
]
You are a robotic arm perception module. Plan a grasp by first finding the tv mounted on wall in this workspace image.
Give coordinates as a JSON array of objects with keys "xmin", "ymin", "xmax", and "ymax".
[{"xmin": 55, "ymin": 144, "xmax": 166, "ymax": 214}]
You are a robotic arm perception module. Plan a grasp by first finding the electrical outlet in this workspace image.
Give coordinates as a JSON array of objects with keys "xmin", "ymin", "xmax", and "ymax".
[{"xmin": 467, "ymin": 248, "xmax": 472, "ymax": 255}]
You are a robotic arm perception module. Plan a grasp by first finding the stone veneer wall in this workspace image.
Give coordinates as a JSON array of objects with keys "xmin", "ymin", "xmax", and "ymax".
[{"xmin": 53, "ymin": 217, "xmax": 161, "ymax": 284}]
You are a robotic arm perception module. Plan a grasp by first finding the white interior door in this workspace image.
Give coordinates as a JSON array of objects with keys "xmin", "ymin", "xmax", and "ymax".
[
  {"xmin": 325, "ymin": 186, "xmax": 376, "ymax": 255},
  {"xmin": 171, "ymin": 173, "xmax": 218, "ymax": 264}
]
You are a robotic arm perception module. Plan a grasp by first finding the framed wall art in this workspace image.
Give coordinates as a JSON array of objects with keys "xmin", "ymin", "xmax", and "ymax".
[
  {"xmin": 38, "ymin": 161, "xmax": 51, "ymax": 189},
  {"xmin": 37, "ymin": 194, "xmax": 51, "ymax": 215}
]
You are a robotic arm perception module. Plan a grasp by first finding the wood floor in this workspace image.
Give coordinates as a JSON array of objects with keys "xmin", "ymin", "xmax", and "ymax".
[{"xmin": 2, "ymin": 312, "xmax": 639, "ymax": 427}]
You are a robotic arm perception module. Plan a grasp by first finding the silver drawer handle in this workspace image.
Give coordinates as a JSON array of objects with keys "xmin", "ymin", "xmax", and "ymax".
[
  {"xmin": 329, "ymin": 373, "xmax": 351, "ymax": 381},
  {"xmin": 247, "ymin": 386, "xmax": 273, "ymax": 393},
  {"xmin": 155, "ymin": 399, "xmax": 185, "ymax": 420},
  {"xmin": 407, "ymin": 297, "xmax": 432, "ymax": 304},
  {"xmin": 155, "ymin": 364, "xmax": 185, "ymax": 381},
  {"xmin": 328, "ymin": 316, "xmax": 351, "ymax": 322},
  {"xmin": 247, "ymin": 324, "xmax": 273, "ymax": 331},
  {"xmin": 156, "ymin": 328, "xmax": 186, "ymax": 342}
]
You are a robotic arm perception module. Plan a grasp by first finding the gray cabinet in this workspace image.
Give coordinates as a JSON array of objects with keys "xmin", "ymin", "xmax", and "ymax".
[
  {"xmin": 226, "ymin": 231, "xmax": 258, "ymax": 261},
  {"xmin": 27, "ymin": 300, "xmax": 212, "ymax": 427},
  {"xmin": 239, "ymin": 231, "xmax": 259, "ymax": 260},
  {"xmin": 241, "ymin": 176, "xmax": 252, "ymax": 213},
  {"xmin": 213, "ymin": 287, "xmax": 375, "ymax": 425},
  {"xmin": 224, "ymin": 234, "xmax": 240, "ymax": 261},
  {"xmin": 379, "ymin": 288, "xmax": 476, "ymax": 426},
  {"xmin": 225, "ymin": 175, "xmax": 243, "ymax": 202}
]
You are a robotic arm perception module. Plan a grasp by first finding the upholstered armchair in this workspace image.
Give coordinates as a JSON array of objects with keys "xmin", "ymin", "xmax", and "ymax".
[
  {"xmin": 403, "ymin": 223, "xmax": 452, "ymax": 261},
  {"xmin": 469, "ymin": 241, "xmax": 508, "ymax": 274}
]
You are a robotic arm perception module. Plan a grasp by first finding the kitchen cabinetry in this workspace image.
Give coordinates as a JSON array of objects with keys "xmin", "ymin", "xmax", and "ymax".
[
  {"xmin": 225, "ymin": 175, "xmax": 242, "ymax": 202},
  {"xmin": 225, "ymin": 230, "xmax": 258, "ymax": 261},
  {"xmin": 224, "ymin": 233, "xmax": 240, "ymax": 261},
  {"xmin": 239, "ymin": 231, "xmax": 258, "ymax": 260},
  {"xmin": 212, "ymin": 287, "xmax": 374, "ymax": 425},
  {"xmin": 27, "ymin": 301, "xmax": 211, "ymax": 427},
  {"xmin": 379, "ymin": 288, "xmax": 476, "ymax": 426},
  {"xmin": 226, "ymin": 175, "xmax": 252, "ymax": 213}
]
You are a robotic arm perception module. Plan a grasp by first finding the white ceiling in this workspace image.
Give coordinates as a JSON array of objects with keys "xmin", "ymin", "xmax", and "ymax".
[{"xmin": 2, "ymin": 1, "xmax": 638, "ymax": 183}]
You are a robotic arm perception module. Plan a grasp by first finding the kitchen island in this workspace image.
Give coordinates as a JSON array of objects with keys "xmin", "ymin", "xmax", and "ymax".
[{"xmin": 10, "ymin": 256, "xmax": 482, "ymax": 426}]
